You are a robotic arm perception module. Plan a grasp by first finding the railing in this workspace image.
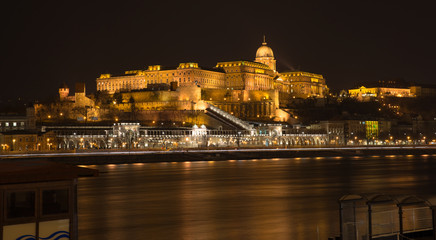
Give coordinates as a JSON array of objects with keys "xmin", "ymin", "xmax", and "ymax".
[
  {"xmin": 207, "ymin": 104, "xmax": 253, "ymax": 130},
  {"xmin": 397, "ymin": 233, "xmax": 415, "ymax": 240}
]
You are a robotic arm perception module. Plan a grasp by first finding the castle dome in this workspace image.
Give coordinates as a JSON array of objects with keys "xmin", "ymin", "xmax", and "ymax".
[{"xmin": 256, "ymin": 40, "xmax": 274, "ymax": 58}]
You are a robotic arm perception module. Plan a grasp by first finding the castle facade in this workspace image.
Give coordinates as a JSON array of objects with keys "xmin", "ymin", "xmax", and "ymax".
[
  {"xmin": 96, "ymin": 39, "xmax": 328, "ymax": 100},
  {"xmin": 48, "ymin": 39, "xmax": 329, "ymax": 125}
]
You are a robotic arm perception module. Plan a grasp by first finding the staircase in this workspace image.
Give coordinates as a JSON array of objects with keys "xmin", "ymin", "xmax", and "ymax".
[{"xmin": 206, "ymin": 104, "xmax": 253, "ymax": 130}]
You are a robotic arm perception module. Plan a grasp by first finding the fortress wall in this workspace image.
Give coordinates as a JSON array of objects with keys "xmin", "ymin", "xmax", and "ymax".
[{"xmin": 130, "ymin": 110, "xmax": 233, "ymax": 129}]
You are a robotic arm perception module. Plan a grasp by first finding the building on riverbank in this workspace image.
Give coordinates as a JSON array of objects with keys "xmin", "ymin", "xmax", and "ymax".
[
  {"xmin": 44, "ymin": 123, "xmax": 328, "ymax": 150},
  {"xmin": 0, "ymin": 107, "xmax": 36, "ymax": 133},
  {"xmin": 90, "ymin": 38, "xmax": 328, "ymax": 124},
  {"xmin": 0, "ymin": 130, "xmax": 57, "ymax": 152}
]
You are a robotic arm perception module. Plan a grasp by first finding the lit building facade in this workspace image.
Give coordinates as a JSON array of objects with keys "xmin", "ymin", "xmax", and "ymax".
[
  {"xmin": 0, "ymin": 107, "xmax": 36, "ymax": 133},
  {"xmin": 96, "ymin": 39, "xmax": 328, "ymax": 99},
  {"xmin": 279, "ymin": 71, "xmax": 328, "ymax": 98},
  {"xmin": 410, "ymin": 84, "xmax": 436, "ymax": 97},
  {"xmin": 348, "ymin": 86, "xmax": 412, "ymax": 99},
  {"xmin": 97, "ymin": 63, "xmax": 226, "ymax": 94},
  {"xmin": 215, "ymin": 61, "xmax": 275, "ymax": 91},
  {"xmin": 0, "ymin": 131, "xmax": 56, "ymax": 152},
  {"xmin": 90, "ymin": 39, "xmax": 330, "ymax": 123}
]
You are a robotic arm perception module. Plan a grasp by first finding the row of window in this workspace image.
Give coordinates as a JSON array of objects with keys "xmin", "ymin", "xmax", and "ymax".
[
  {"xmin": 0, "ymin": 121, "xmax": 25, "ymax": 127},
  {"xmin": 10, "ymin": 136, "xmax": 36, "ymax": 142}
]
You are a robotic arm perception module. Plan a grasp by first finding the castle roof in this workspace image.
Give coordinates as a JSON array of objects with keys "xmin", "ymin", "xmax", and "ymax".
[{"xmin": 256, "ymin": 37, "xmax": 274, "ymax": 58}]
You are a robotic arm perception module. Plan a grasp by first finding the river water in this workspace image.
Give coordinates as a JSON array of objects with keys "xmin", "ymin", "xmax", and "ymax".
[{"xmin": 77, "ymin": 154, "xmax": 436, "ymax": 240}]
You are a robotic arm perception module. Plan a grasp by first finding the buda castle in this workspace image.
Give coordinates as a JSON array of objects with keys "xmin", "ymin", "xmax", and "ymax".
[
  {"xmin": 48, "ymin": 38, "xmax": 328, "ymax": 126},
  {"xmin": 97, "ymin": 38, "xmax": 328, "ymax": 99},
  {"xmin": 93, "ymin": 38, "xmax": 328, "ymax": 123}
]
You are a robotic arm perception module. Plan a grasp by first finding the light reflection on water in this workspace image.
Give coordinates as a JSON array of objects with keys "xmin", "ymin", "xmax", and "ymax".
[{"xmin": 78, "ymin": 155, "xmax": 436, "ymax": 240}]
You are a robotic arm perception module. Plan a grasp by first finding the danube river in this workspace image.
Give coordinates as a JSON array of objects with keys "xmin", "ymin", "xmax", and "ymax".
[{"xmin": 77, "ymin": 154, "xmax": 436, "ymax": 240}]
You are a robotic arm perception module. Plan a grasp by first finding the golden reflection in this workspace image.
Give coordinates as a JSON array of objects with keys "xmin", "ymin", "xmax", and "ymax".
[{"xmin": 77, "ymin": 154, "xmax": 436, "ymax": 240}]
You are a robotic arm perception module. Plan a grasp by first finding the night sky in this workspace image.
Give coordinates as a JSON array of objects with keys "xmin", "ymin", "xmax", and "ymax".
[{"xmin": 2, "ymin": 1, "xmax": 435, "ymax": 101}]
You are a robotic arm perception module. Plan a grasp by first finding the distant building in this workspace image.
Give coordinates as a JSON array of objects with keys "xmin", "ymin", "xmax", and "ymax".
[
  {"xmin": 0, "ymin": 107, "xmax": 36, "ymax": 132},
  {"xmin": 311, "ymin": 120, "xmax": 393, "ymax": 144},
  {"xmin": 280, "ymin": 71, "xmax": 328, "ymax": 98},
  {"xmin": 59, "ymin": 83, "xmax": 75, "ymax": 102},
  {"xmin": 346, "ymin": 79, "xmax": 436, "ymax": 100},
  {"xmin": 35, "ymin": 82, "xmax": 99, "ymax": 123},
  {"xmin": 410, "ymin": 84, "xmax": 436, "ymax": 97},
  {"xmin": 73, "ymin": 83, "xmax": 94, "ymax": 108},
  {"xmin": 97, "ymin": 63, "xmax": 226, "ymax": 94},
  {"xmin": 348, "ymin": 86, "xmax": 412, "ymax": 99},
  {"xmin": 58, "ymin": 82, "xmax": 94, "ymax": 107},
  {"xmin": 0, "ymin": 130, "xmax": 56, "ymax": 151}
]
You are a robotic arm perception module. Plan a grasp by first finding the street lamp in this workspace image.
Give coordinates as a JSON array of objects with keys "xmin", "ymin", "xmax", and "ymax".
[
  {"xmin": 47, "ymin": 138, "xmax": 53, "ymax": 150},
  {"xmin": 12, "ymin": 139, "xmax": 16, "ymax": 151}
]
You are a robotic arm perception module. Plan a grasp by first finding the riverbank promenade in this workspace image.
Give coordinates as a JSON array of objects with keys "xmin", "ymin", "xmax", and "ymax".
[{"xmin": 2, "ymin": 146, "xmax": 436, "ymax": 165}]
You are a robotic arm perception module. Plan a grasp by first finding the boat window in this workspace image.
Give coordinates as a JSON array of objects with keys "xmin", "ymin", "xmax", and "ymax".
[
  {"xmin": 6, "ymin": 191, "xmax": 36, "ymax": 218},
  {"xmin": 42, "ymin": 189, "xmax": 69, "ymax": 215}
]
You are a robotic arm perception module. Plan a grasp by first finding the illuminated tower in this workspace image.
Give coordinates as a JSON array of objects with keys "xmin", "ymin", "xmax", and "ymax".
[
  {"xmin": 255, "ymin": 36, "xmax": 276, "ymax": 72},
  {"xmin": 59, "ymin": 83, "xmax": 70, "ymax": 101}
]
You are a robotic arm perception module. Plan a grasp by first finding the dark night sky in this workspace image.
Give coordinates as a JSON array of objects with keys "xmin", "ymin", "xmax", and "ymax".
[{"xmin": 2, "ymin": 1, "xmax": 435, "ymax": 101}]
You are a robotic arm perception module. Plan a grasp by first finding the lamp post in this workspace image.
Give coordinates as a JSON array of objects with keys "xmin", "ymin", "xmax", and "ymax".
[
  {"xmin": 47, "ymin": 138, "xmax": 52, "ymax": 151},
  {"xmin": 12, "ymin": 139, "xmax": 16, "ymax": 151}
]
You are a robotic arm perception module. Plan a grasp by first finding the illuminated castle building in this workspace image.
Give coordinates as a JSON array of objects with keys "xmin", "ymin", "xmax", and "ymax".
[
  {"xmin": 97, "ymin": 38, "xmax": 327, "ymax": 95},
  {"xmin": 93, "ymin": 38, "xmax": 329, "ymax": 123},
  {"xmin": 348, "ymin": 79, "xmax": 413, "ymax": 100},
  {"xmin": 97, "ymin": 63, "xmax": 226, "ymax": 93}
]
